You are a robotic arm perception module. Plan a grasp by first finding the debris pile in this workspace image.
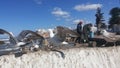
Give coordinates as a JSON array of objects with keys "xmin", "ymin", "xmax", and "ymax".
[{"xmin": 0, "ymin": 26, "xmax": 120, "ymax": 68}]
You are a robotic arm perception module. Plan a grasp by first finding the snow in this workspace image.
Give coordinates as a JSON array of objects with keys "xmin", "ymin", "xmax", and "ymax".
[
  {"xmin": 0, "ymin": 46, "xmax": 120, "ymax": 68},
  {"xmin": 48, "ymin": 29, "xmax": 54, "ymax": 38},
  {"xmin": 61, "ymin": 41, "xmax": 68, "ymax": 44}
]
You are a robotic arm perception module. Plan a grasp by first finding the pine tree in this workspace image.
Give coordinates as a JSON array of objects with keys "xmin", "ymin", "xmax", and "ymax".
[
  {"xmin": 109, "ymin": 7, "xmax": 120, "ymax": 28},
  {"xmin": 95, "ymin": 7, "xmax": 105, "ymax": 34}
]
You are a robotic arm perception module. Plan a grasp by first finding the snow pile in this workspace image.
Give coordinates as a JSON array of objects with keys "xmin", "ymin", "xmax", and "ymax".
[{"xmin": 0, "ymin": 46, "xmax": 120, "ymax": 68}]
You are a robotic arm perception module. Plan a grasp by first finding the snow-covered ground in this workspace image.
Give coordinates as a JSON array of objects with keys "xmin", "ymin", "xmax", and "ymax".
[{"xmin": 0, "ymin": 46, "xmax": 120, "ymax": 68}]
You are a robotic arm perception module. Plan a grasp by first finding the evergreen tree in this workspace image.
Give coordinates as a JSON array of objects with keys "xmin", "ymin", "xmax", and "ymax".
[
  {"xmin": 109, "ymin": 7, "xmax": 120, "ymax": 28},
  {"xmin": 95, "ymin": 7, "xmax": 105, "ymax": 29}
]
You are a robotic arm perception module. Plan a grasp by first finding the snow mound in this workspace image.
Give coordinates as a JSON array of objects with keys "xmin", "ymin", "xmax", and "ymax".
[{"xmin": 0, "ymin": 46, "xmax": 120, "ymax": 68}]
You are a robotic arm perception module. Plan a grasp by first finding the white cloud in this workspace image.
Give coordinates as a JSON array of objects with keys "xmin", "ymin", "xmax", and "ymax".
[
  {"xmin": 52, "ymin": 7, "xmax": 70, "ymax": 18},
  {"xmin": 56, "ymin": 18, "xmax": 61, "ymax": 21},
  {"xmin": 65, "ymin": 18, "xmax": 74, "ymax": 22},
  {"xmin": 73, "ymin": 19, "xmax": 92, "ymax": 25},
  {"xmin": 74, "ymin": 4, "xmax": 102, "ymax": 11},
  {"xmin": 34, "ymin": 0, "xmax": 42, "ymax": 5},
  {"xmin": 73, "ymin": 19, "xmax": 84, "ymax": 24}
]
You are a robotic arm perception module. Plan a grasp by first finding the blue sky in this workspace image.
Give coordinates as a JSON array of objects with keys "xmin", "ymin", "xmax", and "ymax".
[{"xmin": 0, "ymin": 0, "xmax": 119, "ymax": 35}]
